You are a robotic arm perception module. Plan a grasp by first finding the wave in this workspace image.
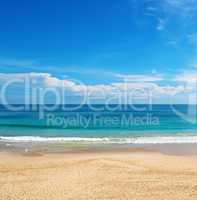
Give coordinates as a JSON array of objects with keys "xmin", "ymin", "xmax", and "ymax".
[{"xmin": 1, "ymin": 136, "xmax": 197, "ymax": 144}]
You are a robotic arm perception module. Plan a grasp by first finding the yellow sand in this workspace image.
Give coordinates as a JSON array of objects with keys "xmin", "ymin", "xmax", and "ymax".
[{"xmin": 0, "ymin": 151, "xmax": 197, "ymax": 200}]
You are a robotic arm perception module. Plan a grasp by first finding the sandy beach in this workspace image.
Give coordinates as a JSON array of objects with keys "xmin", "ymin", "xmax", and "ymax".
[{"xmin": 1, "ymin": 147, "xmax": 197, "ymax": 200}]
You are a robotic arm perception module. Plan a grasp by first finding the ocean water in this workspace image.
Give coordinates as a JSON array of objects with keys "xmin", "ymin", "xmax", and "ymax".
[{"xmin": 0, "ymin": 104, "xmax": 197, "ymax": 144}]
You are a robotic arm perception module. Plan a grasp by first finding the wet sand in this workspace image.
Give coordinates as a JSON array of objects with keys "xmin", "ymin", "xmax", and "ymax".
[{"xmin": 0, "ymin": 147, "xmax": 197, "ymax": 200}]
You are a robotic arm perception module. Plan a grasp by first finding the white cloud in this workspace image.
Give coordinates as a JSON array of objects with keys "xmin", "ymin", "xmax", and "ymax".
[
  {"xmin": 161, "ymin": 0, "xmax": 197, "ymax": 18},
  {"xmin": 143, "ymin": 0, "xmax": 197, "ymax": 19},
  {"xmin": 0, "ymin": 72, "xmax": 195, "ymax": 104},
  {"xmin": 115, "ymin": 74, "xmax": 163, "ymax": 82},
  {"xmin": 174, "ymin": 72, "xmax": 197, "ymax": 83},
  {"xmin": 138, "ymin": 0, "xmax": 197, "ymax": 42}
]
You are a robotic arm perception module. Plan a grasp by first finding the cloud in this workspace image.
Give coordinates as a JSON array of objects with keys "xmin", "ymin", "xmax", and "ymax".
[
  {"xmin": 0, "ymin": 72, "xmax": 82, "ymax": 91},
  {"xmin": 0, "ymin": 72, "xmax": 195, "ymax": 104},
  {"xmin": 136, "ymin": 0, "xmax": 197, "ymax": 42},
  {"xmin": 157, "ymin": 18, "xmax": 166, "ymax": 31},
  {"xmin": 174, "ymin": 72, "xmax": 197, "ymax": 83},
  {"xmin": 131, "ymin": 0, "xmax": 197, "ymax": 48},
  {"xmin": 0, "ymin": 58, "xmax": 121, "ymax": 81},
  {"xmin": 115, "ymin": 74, "xmax": 163, "ymax": 82},
  {"xmin": 143, "ymin": 0, "xmax": 197, "ymax": 17},
  {"xmin": 160, "ymin": 0, "xmax": 197, "ymax": 18}
]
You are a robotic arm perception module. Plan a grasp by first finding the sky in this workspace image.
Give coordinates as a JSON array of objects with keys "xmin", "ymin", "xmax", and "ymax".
[{"xmin": 0, "ymin": 0, "xmax": 197, "ymax": 104}]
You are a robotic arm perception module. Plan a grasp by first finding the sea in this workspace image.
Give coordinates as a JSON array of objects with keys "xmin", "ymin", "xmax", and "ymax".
[{"xmin": 0, "ymin": 104, "xmax": 197, "ymax": 144}]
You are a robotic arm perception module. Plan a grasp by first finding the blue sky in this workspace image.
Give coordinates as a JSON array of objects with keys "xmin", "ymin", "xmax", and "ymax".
[{"xmin": 0, "ymin": 0, "xmax": 197, "ymax": 104}]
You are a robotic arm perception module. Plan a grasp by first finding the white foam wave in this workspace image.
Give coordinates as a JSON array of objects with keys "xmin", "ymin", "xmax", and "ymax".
[{"xmin": 1, "ymin": 136, "xmax": 197, "ymax": 144}]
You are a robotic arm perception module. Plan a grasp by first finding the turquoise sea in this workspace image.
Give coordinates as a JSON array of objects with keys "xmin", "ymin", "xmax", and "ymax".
[{"xmin": 0, "ymin": 104, "xmax": 197, "ymax": 144}]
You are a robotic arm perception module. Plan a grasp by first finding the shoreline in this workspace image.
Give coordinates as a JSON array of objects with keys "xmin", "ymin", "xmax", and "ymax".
[{"xmin": 1, "ymin": 139, "xmax": 197, "ymax": 156}]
